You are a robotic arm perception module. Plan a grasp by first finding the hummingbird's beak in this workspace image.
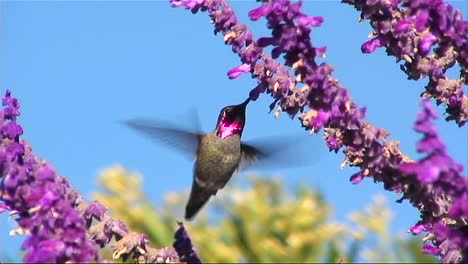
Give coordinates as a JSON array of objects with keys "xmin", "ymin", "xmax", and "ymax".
[{"xmin": 240, "ymin": 98, "xmax": 250, "ymax": 108}]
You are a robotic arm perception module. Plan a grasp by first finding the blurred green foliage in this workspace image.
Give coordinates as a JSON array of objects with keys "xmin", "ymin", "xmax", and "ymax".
[{"xmin": 94, "ymin": 165, "xmax": 436, "ymax": 263}]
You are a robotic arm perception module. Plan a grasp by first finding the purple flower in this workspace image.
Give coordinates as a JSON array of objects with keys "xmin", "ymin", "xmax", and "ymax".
[
  {"xmin": 409, "ymin": 222, "xmax": 432, "ymax": 235},
  {"xmin": 343, "ymin": 0, "xmax": 468, "ymax": 126},
  {"xmin": 173, "ymin": 222, "xmax": 202, "ymax": 264},
  {"xmin": 0, "ymin": 90, "xmax": 188, "ymax": 263},
  {"xmin": 349, "ymin": 171, "xmax": 365, "ymax": 184},
  {"xmin": 297, "ymin": 15, "xmax": 324, "ymax": 27},
  {"xmin": 361, "ymin": 37, "xmax": 385, "ymax": 53},
  {"xmin": 212, "ymin": 7, "xmax": 238, "ymax": 36},
  {"xmin": 24, "ymin": 240, "xmax": 67, "ymax": 263},
  {"xmin": 248, "ymin": 4, "xmax": 271, "ymax": 21},
  {"xmin": 395, "ymin": 18, "xmax": 412, "ymax": 33},
  {"xmin": 449, "ymin": 193, "xmax": 468, "ymax": 219},
  {"xmin": 227, "ymin": 63, "xmax": 251, "ymax": 79},
  {"xmin": 1, "ymin": 119, "xmax": 23, "ymax": 139},
  {"xmin": 397, "ymin": 100, "xmax": 467, "ymax": 262},
  {"xmin": 400, "ymin": 159, "xmax": 439, "ymax": 183},
  {"xmin": 137, "ymin": 247, "xmax": 179, "ymax": 263},
  {"xmin": 423, "ymin": 244, "xmax": 441, "ymax": 255},
  {"xmin": 0, "ymin": 91, "xmax": 100, "ymax": 263},
  {"xmin": 170, "ymin": 0, "xmax": 204, "ymax": 11},
  {"xmin": 225, "ymin": 24, "xmax": 253, "ymax": 53},
  {"xmin": 80, "ymin": 200, "xmax": 107, "ymax": 227},
  {"xmin": 0, "ymin": 203, "xmax": 10, "ymax": 213},
  {"xmin": 418, "ymin": 33, "xmax": 438, "ymax": 55},
  {"xmin": 414, "ymin": 10, "xmax": 430, "ymax": 31}
]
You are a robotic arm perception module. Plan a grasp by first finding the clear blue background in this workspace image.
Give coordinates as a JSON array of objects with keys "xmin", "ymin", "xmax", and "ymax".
[{"xmin": 1, "ymin": 0, "xmax": 467, "ymax": 261}]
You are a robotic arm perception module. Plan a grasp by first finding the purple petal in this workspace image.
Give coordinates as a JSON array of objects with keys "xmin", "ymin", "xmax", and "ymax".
[
  {"xmin": 311, "ymin": 110, "xmax": 330, "ymax": 131},
  {"xmin": 415, "ymin": 10, "xmax": 430, "ymax": 31},
  {"xmin": 350, "ymin": 171, "xmax": 365, "ymax": 184},
  {"xmin": 1, "ymin": 122, "xmax": 23, "ymax": 139},
  {"xmin": 395, "ymin": 19, "xmax": 412, "ymax": 33},
  {"xmin": 0, "ymin": 203, "xmax": 10, "ymax": 213},
  {"xmin": 422, "ymin": 244, "xmax": 441, "ymax": 256},
  {"xmin": 248, "ymin": 4, "xmax": 271, "ymax": 21},
  {"xmin": 297, "ymin": 15, "xmax": 324, "ymax": 27},
  {"xmin": 227, "ymin": 63, "xmax": 251, "ymax": 79},
  {"xmin": 409, "ymin": 222, "xmax": 430, "ymax": 235},
  {"xmin": 418, "ymin": 34, "xmax": 438, "ymax": 55},
  {"xmin": 361, "ymin": 37, "xmax": 385, "ymax": 53},
  {"xmin": 449, "ymin": 193, "xmax": 468, "ymax": 218},
  {"xmin": 173, "ymin": 222, "xmax": 202, "ymax": 264}
]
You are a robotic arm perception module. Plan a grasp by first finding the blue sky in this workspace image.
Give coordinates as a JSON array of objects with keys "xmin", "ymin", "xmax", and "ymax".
[{"xmin": 1, "ymin": 0, "xmax": 467, "ymax": 261}]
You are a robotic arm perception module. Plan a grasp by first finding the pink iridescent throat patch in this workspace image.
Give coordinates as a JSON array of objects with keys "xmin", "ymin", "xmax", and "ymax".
[{"xmin": 218, "ymin": 121, "xmax": 243, "ymax": 139}]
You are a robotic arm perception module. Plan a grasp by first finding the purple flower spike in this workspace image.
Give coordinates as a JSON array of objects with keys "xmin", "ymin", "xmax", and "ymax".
[
  {"xmin": 0, "ymin": 90, "xmax": 101, "ymax": 263},
  {"xmin": 0, "ymin": 90, "xmax": 186, "ymax": 263},
  {"xmin": 173, "ymin": 222, "xmax": 202, "ymax": 264},
  {"xmin": 398, "ymin": 100, "xmax": 467, "ymax": 263},
  {"xmin": 343, "ymin": 0, "xmax": 468, "ymax": 126},
  {"xmin": 227, "ymin": 63, "xmax": 251, "ymax": 79}
]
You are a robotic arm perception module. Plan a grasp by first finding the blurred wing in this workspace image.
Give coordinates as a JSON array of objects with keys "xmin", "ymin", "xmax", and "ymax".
[
  {"xmin": 238, "ymin": 133, "xmax": 322, "ymax": 172},
  {"xmin": 124, "ymin": 118, "xmax": 202, "ymax": 160},
  {"xmin": 238, "ymin": 143, "xmax": 265, "ymax": 172}
]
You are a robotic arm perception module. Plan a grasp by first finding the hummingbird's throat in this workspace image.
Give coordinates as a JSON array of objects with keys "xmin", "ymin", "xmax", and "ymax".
[{"xmin": 218, "ymin": 121, "xmax": 243, "ymax": 139}]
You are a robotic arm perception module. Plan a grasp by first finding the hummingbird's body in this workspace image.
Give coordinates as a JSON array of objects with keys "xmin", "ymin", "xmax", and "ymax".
[
  {"xmin": 187, "ymin": 133, "xmax": 242, "ymax": 219},
  {"xmin": 195, "ymin": 133, "xmax": 241, "ymax": 191},
  {"xmin": 126, "ymin": 98, "xmax": 258, "ymax": 220}
]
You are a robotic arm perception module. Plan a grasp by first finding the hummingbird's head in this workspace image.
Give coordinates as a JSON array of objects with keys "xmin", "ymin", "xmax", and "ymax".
[{"xmin": 215, "ymin": 98, "xmax": 250, "ymax": 139}]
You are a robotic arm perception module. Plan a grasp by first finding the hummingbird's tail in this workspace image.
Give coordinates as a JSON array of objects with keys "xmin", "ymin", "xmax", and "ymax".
[{"xmin": 185, "ymin": 181, "xmax": 214, "ymax": 221}]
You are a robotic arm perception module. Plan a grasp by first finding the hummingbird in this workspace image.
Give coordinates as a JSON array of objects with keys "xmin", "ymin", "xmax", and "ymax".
[{"xmin": 125, "ymin": 98, "xmax": 307, "ymax": 220}]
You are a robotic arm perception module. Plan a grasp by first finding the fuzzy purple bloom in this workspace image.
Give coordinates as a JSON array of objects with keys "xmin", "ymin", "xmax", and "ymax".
[
  {"xmin": 418, "ymin": 34, "xmax": 438, "ymax": 56},
  {"xmin": 409, "ymin": 222, "xmax": 430, "ymax": 235},
  {"xmin": 173, "ymin": 222, "xmax": 202, "ymax": 264},
  {"xmin": 227, "ymin": 63, "xmax": 251, "ymax": 79},
  {"xmin": 248, "ymin": 4, "xmax": 271, "ymax": 21},
  {"xmin": 423, "ymin": 244, "xmax": 441, "ymax": 255},
  {"xmin": 361, "ymin": 37, "xmax": 385, "ymax": 53},
  {"xmin": 399, "ymin": 100, "xmax": 467, "ymax": 262},
  {"xmin": 349, "ymin": 171, "xmax": 365, "ymax": 184},
  {"xmin": 297, "ymin": 15, "xmax": 324, "ymax": 27},
  {"xmin": 0, "ymin": 202, "xmax": 10, "ymax": 213},
  {"xmin": 0, "ymin": 90, "xmax": 185, "ymax": 263},
  {"xmin": 0, "ymin": 90, "xmax": 100, "ymax": 263},
  {"xmin": 342, "ymin": 0, "xmax": 468, "ymax": 126},
  {"xmin": 449, "ymin": 193, "xmax": 468, "ymax": 219}
]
